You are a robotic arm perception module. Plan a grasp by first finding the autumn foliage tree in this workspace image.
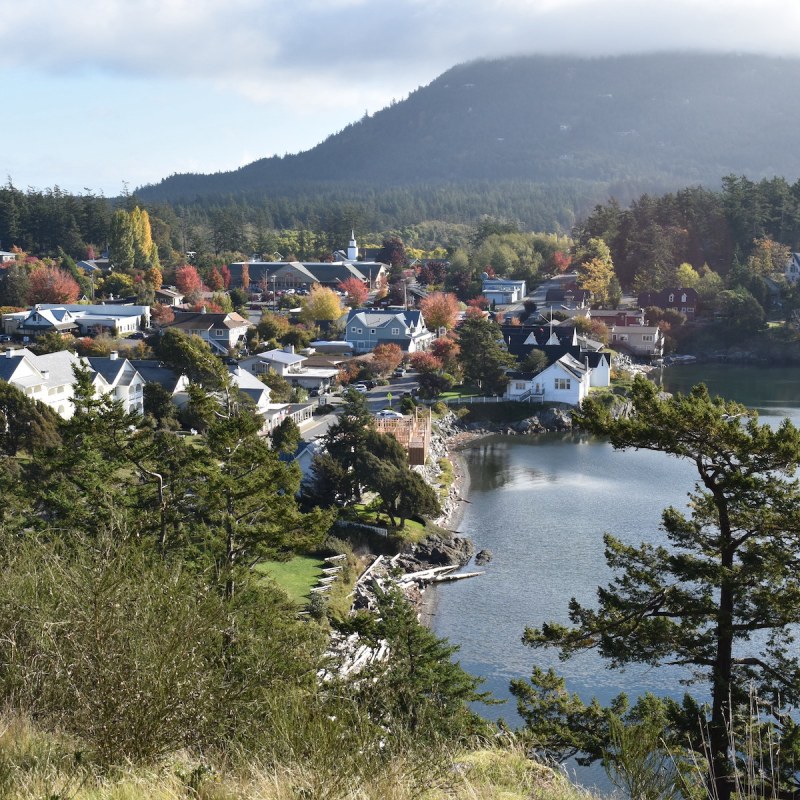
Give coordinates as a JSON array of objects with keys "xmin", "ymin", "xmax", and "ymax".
[
  {"xmin": 420, "ymin": 291, "xmax": 460, "ymax": 331},
  {"xmin": 206, "ymin": 266, "xmax": 224, "ymax": 291},
  {"xmin": 301, "ymin": 284, "xmax": 342, "ymax": 323},
  {"xmin": 175, "ymin": 265, "xmax": 203, "ymax": 300},
  {"xmin": 340, "ymin": 276, "xmax": 369, "ymax": 308},
  {"xmin": 151, "ymin": 304, "xmax": 175, "ymax": 327},
  {"xmin": 28, "ymin": 265, "xmax": 80, "ymax": 304},
  {"xmin": 371, "ymin": 343, "xmax": 404, "ymax": 375}
]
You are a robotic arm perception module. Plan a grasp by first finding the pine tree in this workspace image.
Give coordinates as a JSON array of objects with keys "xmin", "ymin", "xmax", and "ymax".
[{"xmin": 521, "ymin": 376, "xmax": 800, "ymax": 800}]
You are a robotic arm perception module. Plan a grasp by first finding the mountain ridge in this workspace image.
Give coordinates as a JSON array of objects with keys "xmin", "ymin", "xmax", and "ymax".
[{"xmin": 137, "ymin": 52, "xmax": 800, "ymax": 204}]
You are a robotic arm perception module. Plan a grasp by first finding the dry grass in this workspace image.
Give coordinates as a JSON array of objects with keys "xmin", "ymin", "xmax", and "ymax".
[{"xmin": 0, "ymin": 714, "xmax": 598, "ymax": 800}]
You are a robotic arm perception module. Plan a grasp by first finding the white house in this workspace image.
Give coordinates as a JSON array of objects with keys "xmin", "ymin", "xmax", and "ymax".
[
  {"xmin": 86, "ymin": 353, "xmax": 146, "ymax": 414},
  {"xmin": 129, "ymin": 360, "xmax": 190, "ymax": 408},
  {"xmin": 505, "ymin": 353, "xmax": 594, "ymax": 406},
  {"xmin": 0, "ymin": 348, "xmax": 82, "ymax": 418},
  {"xmin": 481, "ymin": 278, "xmax": 527, "ymax": 305},
  {"xmin": 4, "ymin": 304, "xmax": 150, "ymax": 339},
  {"xmin": 166, "ymin": 311, "xmax": 250, "ymax": 353},
  {"xmin": 0, "ymin": 348, "xmax": 147, "ymax": 418},
  {"xmin": 0, "ymin": 250, "xmax": 16, "ymax": 264},
  {"xmin": 239, "ymin": 346, "xmax": 339, "ymax": 393}
]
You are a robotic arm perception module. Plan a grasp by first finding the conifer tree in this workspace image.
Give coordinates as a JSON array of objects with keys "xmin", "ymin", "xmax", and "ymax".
[{"xmin": 520, "ymin": 377, "xmax": 800, "ymax": 800}]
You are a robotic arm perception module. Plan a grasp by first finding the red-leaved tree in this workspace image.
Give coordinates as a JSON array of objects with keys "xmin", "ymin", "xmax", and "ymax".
[
  {"xmin": 371, "ymin": 343, "xmax": 404, "ymax": 375},
  {"xmin": 151, "ymin": 304, "xmax": 176, "ymax": 327},
  {"xmin": 206, "ymin": 266, "xmax": 224, "ymax": 291},
  {"xmin": 28, "ymin": 266, "xmax": 80, "ymax": 304},
  {"xmin": 340, "ymin": 276, "xmax": 369, "ymax": 308},
  {"xmin": 220, "ymin": 264, "xmax": 232, "ymax": 289},
  {"xmin": 175, "ymin": 265, "xmax": 203, "ymax": 299},
  {"xmin": 419, "ymin": 291, "xmax": 460, "ymax": 331}
]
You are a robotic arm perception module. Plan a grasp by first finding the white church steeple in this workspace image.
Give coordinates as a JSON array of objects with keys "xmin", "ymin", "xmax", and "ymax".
[{"xmin": 347, "ymin": 230, "xmax": 358, "ymax": 261}]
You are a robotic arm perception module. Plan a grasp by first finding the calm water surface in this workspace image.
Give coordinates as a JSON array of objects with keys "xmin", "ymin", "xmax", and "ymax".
[{"xmin": 432, "ymin": 365, "xmax": 800, "ymax": 729}]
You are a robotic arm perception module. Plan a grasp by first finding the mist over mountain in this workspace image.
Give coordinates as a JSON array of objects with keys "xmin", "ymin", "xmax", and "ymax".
[{"xmin": 137, "ymin": 52, "xmax": 800, "ymax": 207}]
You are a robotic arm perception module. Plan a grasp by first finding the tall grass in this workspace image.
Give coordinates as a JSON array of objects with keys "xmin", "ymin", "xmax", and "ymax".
[{"xmin": 0, "ymin": 714, "xmax": 597, "ymax": 800}]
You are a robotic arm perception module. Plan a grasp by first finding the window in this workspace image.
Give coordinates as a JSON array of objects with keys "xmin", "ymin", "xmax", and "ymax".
[
  {"xmin": 555, "ymin": 378, "xmax": 571, "ymax": 390},
  {"xmin": 392, "ymin": 327, "xmax": 400, "ymax": 335},
  {"xmin": 515, "ymin": 382, "xmax": 526, "ymax": 390},
  {"xmin": 370, "ymin": 329, "xmax": 376, "ymax": 334},
  {"xmin": 668, "ymin": 293, "xmax": 674, "ymax": 303},
  {"xmin": 351, "ymin": 326, "xmax": 357, "ymax": 332},
  {"xmin": 642, "ymin": 334, "xmax": 654, "ymax": 342},
  {"xmin": 214, "ymin": 329, "xmax": 224, "ymax": 336},
  {"xmin": 357, "ymin": 328, "xmax": 363, "ymax": 334},
  {"xmin": 681, "ymin": 293, "xmax": 687, "ymax": 302}
]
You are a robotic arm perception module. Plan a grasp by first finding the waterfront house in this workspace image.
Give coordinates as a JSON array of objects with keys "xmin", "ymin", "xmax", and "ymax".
[
  {"xmin": 610, "ymin": 324, "xmax": 664, "ymax": 358},
  {"xmin": 505, "ymin": 353, "xmax": 592, "ymax": 406},
  {"xmin": 637, "ymin": 288, "xmax": 698, "ymax": 321}
]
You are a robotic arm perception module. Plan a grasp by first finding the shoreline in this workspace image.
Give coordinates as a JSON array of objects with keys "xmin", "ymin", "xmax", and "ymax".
[{"xmin": 419, "ymin": 429, "xmax": 487, "ymax": 626}]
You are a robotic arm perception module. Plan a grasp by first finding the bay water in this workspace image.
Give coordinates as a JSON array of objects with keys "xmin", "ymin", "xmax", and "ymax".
[{"xmin": 431, "ymin": 365, "xmax": 800, "ymax": 747}]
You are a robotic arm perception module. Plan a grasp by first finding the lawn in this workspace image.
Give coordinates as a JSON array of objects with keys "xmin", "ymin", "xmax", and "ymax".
[
  {"xmin": 439, "ymin": 384, "xmax": 481, "ymax": 400},
  {"xmin": 256, "ymin": 555, "xmax": 326, "ymax": 605}
]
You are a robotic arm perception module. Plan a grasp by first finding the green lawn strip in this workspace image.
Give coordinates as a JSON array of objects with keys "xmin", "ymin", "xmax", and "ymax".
[
  {"xmin": 256, "ymin": 555, "xmax": 326, "ymax": 605},
  {"xmin": 351, "ymin": 503, "xmax": 429, "ymax": 543},
  {"xmin": 439, "ymin": 384, "xmax": 481, "ymax": 400}
]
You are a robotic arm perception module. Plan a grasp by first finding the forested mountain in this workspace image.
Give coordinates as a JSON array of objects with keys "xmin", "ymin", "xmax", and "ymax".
[{"xmin": 138, "ymin": 52, "xmax": 800, "ymax": 209}]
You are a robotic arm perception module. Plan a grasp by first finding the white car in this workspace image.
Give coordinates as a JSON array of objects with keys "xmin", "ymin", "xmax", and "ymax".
[
  {"xmin": 375, "ymin": 409, "xmax": 404, "ymax": 418},
  {"xmin": 351, "ymin": 383, "xmax": 368, "ymax": 394}
]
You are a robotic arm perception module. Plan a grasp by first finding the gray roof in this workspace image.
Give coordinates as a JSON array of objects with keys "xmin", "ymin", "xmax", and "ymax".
[
  {"xmin": 129, "ymin": 360, "xmax": 185, "ymax": 392},
  {"xmin": 85, "ymin": 356, "xmax": 128, "ymax": 386}
]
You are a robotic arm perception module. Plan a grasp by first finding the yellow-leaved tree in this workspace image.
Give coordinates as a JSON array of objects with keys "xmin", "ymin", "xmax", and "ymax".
[{"xmin": 301, "ymin": 284, "xmax": 342, "ymax": 323}]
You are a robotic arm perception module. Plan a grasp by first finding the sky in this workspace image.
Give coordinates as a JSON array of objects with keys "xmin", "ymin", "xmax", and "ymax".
[{"xmin": 2, "ymin": 0, "xmax": 800, "ymax": 197}]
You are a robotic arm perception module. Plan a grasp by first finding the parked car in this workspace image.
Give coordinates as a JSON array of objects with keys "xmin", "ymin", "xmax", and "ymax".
[
  {"xmin": 128, "ymin": 331, "xmax": 145, "ymax": 340},
  {"xmin": 351, "ymin": 383, "xmax": 368, "ymax": 394},
  {"xmin": 0, "ymin": 335, "xmax": 11, "ymax": 343},
  {"xmin": 375, "ymin": 409, "xmax": 404, "ymax": 419},
  {"xmin": 393, "ymin": 368, "xmax": 406, "ymax": 377},
  {"xmin": 364, "ymin": 379, "xmax": 377, "ymax": 389}
]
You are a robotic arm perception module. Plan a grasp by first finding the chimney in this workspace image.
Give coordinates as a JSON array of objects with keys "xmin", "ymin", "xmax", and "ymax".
[
  {"xmin": 5, "ymin": 349, "xmax": 12, "ymax": 359},
  {"xmin": 283, "ymin": 344, "xmax": 294, "ymax": 355},
  {"xmin": 41, "ymin": 370, "xmax": 50, "ymax": 380},
  {"xmin": 109, "ymin": 351, "xmax": 119, "ymax": 361}
]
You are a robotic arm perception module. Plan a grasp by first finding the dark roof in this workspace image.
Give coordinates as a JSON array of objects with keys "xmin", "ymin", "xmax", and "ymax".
[
  {"xmin": 544, "ymin": 288, "xmax": 591, "ymax": 303},
  {"xmin": 129, "ymin": 360, "xmax": 185, "ymax": 392},
  {"xmin": 85, "ymin": 356, "xmax": 127, "ymax": 384}
]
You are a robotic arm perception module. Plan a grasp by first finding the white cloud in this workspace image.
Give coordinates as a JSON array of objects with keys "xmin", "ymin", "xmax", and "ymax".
[{"xmin": 3, "ymin": 0, "xmax": 800, "ymax": 192}]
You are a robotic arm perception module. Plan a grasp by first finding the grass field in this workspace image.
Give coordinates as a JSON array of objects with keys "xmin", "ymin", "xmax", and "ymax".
[{"xmin": 256, "ymin": 555, "xmax": 326, "ymax": 605}]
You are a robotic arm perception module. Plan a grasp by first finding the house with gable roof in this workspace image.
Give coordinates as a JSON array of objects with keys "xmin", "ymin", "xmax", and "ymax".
[
  {"xmin": 0, "ymin": 347, "xmax": 81, "ymax": 418},
  {"xmin": 505, "ymin": 352, "xmax": 593, "ymax": 406},
  {"xmin": 165, "ymin": 310, "xmax": 250, "ymax": 353},
  {"xmin": 239, "ymin": 345, "xmax": 339, "ymax": 393},
  {"xmin": 86, "ymin": 352, "xmax": 146, "ymax": 414},
  {"xmin": 344, "ymin": 308, "xmax": 433, "ymax": 354},
  {"xmin": 0, "ymin": 348, "xmax": 147, "ymax": 418},
  {"xmin": 129, "ymin": 360, "xmax": 190, "ymax": 408}
]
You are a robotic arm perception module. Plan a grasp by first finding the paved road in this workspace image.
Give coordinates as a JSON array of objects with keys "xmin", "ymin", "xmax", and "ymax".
[{"xmin": 298, "ymin": 373, "xmax": 420, "ymax": 441}]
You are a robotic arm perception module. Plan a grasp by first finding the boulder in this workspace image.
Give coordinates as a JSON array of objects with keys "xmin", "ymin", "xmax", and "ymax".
[
  {"xmin": 408, "ymin": 533, "xmax": 474, "ymax": 569},
  {"xmin": 474, "ymin": 549, "xmax": 493, "ymax": 566}
]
